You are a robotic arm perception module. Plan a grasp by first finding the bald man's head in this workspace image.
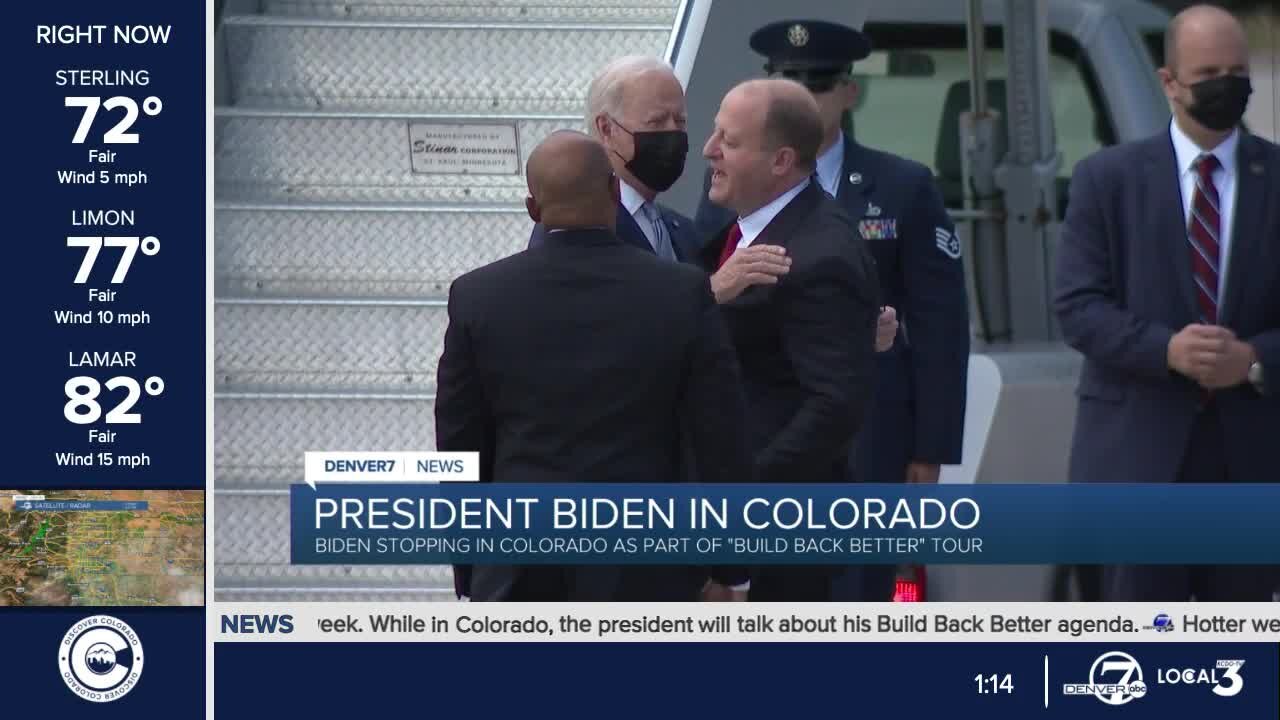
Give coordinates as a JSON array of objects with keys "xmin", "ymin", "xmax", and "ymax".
[
  {"xmin": 758, "ymin": 79, "xmax": 823, "ymax": 170},
  {"xmin": 525, "ymin": 130, "xmax": 620, "ymax": 231},
  {"xmin": 702, "ymin": 78, "xmax": 823, "ymax": 215},
  {"xmin": 1159, "ymin": 4, "xmax": 1251, "ymax": 138},
  {"xmin": 1164, "ymin": 4, "xmax": 1247, "ymax": 73}
]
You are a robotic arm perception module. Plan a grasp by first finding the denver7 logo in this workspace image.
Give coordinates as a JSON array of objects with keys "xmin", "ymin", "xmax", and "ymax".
[{"xmin": 1088, "ymin": 651, "xmax": 1148, "ymax": 705}]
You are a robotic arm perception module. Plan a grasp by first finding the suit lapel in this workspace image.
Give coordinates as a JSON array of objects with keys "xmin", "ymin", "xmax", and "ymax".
[
  {"xmin": 699, "ymin": 220, "xmax": 734, "ymax": 272},
  {"xmin": 1145, "ymin": 135, "xmax": 1200, "ymax": 322},
  {"xmin": 614, "ymin": 204, "xmax": 655, "ymax": 254},
  {"xmin": 1220, "ymin": 134, "xmax": 1269, "ymax": 325},
  {"xmin": 838, "ymin": 135, "xmax": 876, "ymax": 227},
  {"xmin": 657, "ymin": 207, "xmax": 695, "ymax": 262},
  {"xmin": 752, "ymin": 181, "xmax": 822, "ymax": 249}
]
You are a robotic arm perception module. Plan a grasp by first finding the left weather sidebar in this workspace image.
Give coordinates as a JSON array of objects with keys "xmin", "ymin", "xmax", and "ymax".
[{"xmin": 1, "ymin": 1, "xmax": 208, "ymax": 717}]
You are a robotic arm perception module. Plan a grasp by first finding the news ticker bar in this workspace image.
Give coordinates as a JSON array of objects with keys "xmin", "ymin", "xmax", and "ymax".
[
  {"xmin": 211, "ymin": 603, "xmax": 1280, "ymax": 643},
  {"xmin": 289, "ymin": 482, "xmax": 1280, "ymax": 564}
]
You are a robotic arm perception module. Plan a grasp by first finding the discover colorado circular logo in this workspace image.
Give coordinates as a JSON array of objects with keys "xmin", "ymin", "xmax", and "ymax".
[{"xmin": 58, "ymin": 615, "xmax": 145, "ymax": 702}]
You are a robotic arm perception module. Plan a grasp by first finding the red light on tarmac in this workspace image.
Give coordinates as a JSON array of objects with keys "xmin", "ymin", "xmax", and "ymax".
[{"xmin": 893, "ymin": 566, "xmax": 927, "ymax": 602}]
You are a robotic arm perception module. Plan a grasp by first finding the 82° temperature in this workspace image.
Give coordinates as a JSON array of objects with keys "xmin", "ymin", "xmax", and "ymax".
[{"xmin": 64, "ymin": 375, "xmax": 165, "ymax": 424}]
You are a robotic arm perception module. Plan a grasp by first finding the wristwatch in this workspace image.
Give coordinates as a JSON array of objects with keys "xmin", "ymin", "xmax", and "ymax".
[{"xmin": 1248, "ymin": 360, "xmax": 1265, "ymax": 394}]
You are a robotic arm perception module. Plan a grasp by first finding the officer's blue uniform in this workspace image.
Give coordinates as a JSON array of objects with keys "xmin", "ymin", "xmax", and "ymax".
[{"xmin": 695, "ymin": 20, "xmax": 970, "ymax": 600}]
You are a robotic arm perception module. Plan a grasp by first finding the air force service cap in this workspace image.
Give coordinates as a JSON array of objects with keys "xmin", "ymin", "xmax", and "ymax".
[{"xmin": 749, "ymin": 20, "xmax": 871, "ymax": 91}]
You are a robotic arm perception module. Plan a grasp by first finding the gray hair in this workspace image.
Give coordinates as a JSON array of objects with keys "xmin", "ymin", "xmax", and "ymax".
[{"xmin": 584, "ymin": 55, "xmax": 676, "ymax": 133}]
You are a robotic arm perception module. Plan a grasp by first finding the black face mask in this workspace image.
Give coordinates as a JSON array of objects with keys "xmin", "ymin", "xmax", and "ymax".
[
  {"xmin": 1181, "ymin": 74, "xmax": 1252, "ymax": 131},
  {"xmin": 609, "ymin": 118, "xmax": 688, "ymax": 193}
]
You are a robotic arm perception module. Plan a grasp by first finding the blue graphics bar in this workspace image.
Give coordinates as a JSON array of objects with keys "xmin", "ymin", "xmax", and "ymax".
[{"xmin": 292, "ymin": 483, "xmax": 1280, "ymax": 565}]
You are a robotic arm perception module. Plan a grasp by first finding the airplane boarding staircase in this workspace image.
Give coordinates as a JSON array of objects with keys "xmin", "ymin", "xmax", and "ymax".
[{"xmin": 214, "ymin": 0, "xmax": 680, "ymax": 601}]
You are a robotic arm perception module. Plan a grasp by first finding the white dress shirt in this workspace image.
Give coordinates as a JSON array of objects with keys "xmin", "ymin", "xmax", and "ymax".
[
  {"xmin": 734, "ymin": 177, "xmax": 812, "ymax": 249},
  {"xmin": 1170, "ymin": 118, "xmax": 1239, "ymax": 297},
  {"xmin": 815, "ymin": 134, "xmax": 845, "ymax": 197}
]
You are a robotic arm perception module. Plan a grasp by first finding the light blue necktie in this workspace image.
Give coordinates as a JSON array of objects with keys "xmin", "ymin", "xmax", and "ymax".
[{"xmin": 641, "ymin": 203, "xmax": 676, "ymax": 261}]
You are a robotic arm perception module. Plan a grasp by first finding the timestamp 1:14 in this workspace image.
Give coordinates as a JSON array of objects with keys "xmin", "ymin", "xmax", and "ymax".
[{"xmin": 974, "ymin": 673, "xmax": 1013, "ymax": 694}]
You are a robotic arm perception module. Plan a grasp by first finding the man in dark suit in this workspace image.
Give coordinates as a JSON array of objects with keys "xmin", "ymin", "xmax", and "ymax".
[
  {"xmin": 1054, "ymin": 4, "xmax": 1278, "ymax": 601},
  {"xmin": 699, "ymin": 78, "xmax": 880, "ymax": 601},
  {"xmin": 436, "ymin": 130, "xmax": 751, "ymax": 602},
  {"xmin": 697, "ymin": 21, "xmax": 971, "ymax": 601}
]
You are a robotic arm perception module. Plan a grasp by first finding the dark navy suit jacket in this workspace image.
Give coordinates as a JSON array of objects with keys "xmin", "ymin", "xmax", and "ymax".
[
  {"xmin": 694, "ymin": 181, "xmax": 880, "ymax": 483},
  {"xmin": 696, "ymin": 135, "xmax": 970, "ymax": 483},
  {"xmin": 438, "ymin": 228, "xmax": 750, "ymax": 599},
  {"xmin": 529, "ymin": 202, "xmax": 703, "ymax": 262},
  {"xmin": 1054, "ymin": 130, "xmax": 1280, "ymax": 483}
]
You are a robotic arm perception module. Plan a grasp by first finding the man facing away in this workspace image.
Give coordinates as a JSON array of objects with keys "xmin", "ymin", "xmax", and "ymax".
[
  {"xmin": 1054, "ymin": 4, "xmax": 1279, "ymax": 601},
  {"xmin": 436, "ymin": 131, "xmax": 751, "ymax": 602},
  {"xmin": 699, "ymin": 79, "xmax": 880, "ymax": 601}
]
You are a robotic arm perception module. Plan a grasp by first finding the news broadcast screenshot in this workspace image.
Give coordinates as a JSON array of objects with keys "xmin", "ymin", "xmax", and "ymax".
[{"xmin": 2, "ymin": 0, "xmax": 1278, "ymax": 717}]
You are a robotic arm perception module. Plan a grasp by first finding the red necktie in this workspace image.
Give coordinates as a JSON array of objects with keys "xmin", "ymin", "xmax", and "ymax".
[
  {"xmin": 717, "ymin": 222, "xmax": 743, "ymax": 270},
  {"xmin": 1188, "ymin": 154, "xmax": 1221, "ymax": 324}
]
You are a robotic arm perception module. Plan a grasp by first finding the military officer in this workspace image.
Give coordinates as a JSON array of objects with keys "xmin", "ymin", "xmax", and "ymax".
[{"xmin": 696, "ymin": 20, "xmax": 971, "ymax": 601}]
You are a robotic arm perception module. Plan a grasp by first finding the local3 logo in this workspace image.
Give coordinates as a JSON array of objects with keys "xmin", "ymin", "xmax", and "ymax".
[
  {"xmin": 1156, "ymin": 659, "xmax": 1245, "ymax": 697},
  {"xmin": 58, "ymin": 615, "xmax": 144, "ymax": 702}
]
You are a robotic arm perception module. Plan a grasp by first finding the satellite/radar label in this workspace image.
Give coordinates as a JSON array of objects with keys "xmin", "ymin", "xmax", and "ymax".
[{"xmin": 1, "ymin": 490, "xmax": 203, "ymax": 607}]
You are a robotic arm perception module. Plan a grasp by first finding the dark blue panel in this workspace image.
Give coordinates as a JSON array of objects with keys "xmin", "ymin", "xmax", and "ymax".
[
  {"xmin": 0, "ymin": 608, "xmax": 203, "ymax": 716},
  {"xmin": 6, "ymin": 1, "xmax": 205, "ymax": 489},
  {"xmin": 216, "ymin": 642, "xmax": 1278, "ymax": 719}
]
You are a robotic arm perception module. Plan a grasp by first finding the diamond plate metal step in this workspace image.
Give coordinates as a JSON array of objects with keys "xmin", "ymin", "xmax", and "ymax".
[
  {"xmin": 264, "ymin": 0, "xmax": 680, "ymax": 24},
  {"xmin": 217, "ymin": 562, "xmax": 452, "ymax": 587},
  {"xmin": 213, "ymin": 4, "xmax": 676, "ymax": 601},
  {"xmin": 223, "ymin": 16, "xmax": 671, "ymax": 113},
  {"xmin": 215, "ymin": 203, "xmax": 530, "ymax": 297},
  {"xmin": 215, "ymin": 491, "xmax": 454, "ymax": 599},
  {"xmin": 215, "ymin": 395, "xmax": 436, "ymax": 489},
  {"xmin": 215, "ymin": 299, "xmax": 446, "ymax": 393},
  {"xmin": 215, "ymin": 109, "xmax": 573, "ymax": 203}
]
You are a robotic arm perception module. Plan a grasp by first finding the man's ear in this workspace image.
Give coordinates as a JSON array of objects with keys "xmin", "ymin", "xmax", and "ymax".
[
  {"xmin": 594, "ymin": 113, "xmax": 612, "ymax": 140},
  {"xmin": 525, "ymin": 195, "xmax": 542, "ymax": 224},
  {"xmin": 1157, "ymin": 67, "xmax": 1180, "ymax": 103},
  {"xmin": 772, "ymin": 147, "xmax": 797, "ymax": 177}
]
